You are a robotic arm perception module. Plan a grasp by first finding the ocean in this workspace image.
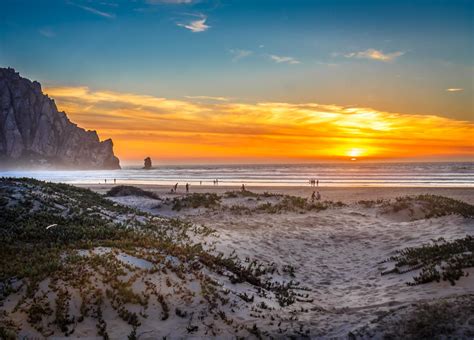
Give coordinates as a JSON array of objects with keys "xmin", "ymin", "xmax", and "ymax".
[{"xmin": 1, "ymin": 162, "xmax": 473, "ymax": 187}]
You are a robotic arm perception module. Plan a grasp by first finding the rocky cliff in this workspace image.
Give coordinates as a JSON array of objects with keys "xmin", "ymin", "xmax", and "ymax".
[{"xmin": 0, "ymin": 68, "xmax": 120, "ymax": 169}]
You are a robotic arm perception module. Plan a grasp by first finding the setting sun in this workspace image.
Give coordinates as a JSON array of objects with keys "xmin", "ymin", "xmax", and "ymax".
[{"xmin": 348, "ymin": 148, "xmax": 364, "ymax": 158}]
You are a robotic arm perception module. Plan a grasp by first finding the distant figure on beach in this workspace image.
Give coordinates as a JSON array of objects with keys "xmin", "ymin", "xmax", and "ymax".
[
  {"xmin": 241, "ymin": 184, "xmax": 246, "ymax": 192},
  {"xmin": 316, "ymin": 191, "xmax": 321, "ymax": 201},
  {"xmin": 200, "ymin": 181, "xmax": 202, "ymax": 185},
  {"xmin": 114, "ymin": 178, "xmax": 116, "ymax": 184},
  {"xmin": 105, "ymin": 179, "xmax": 107, "ymax": 184},
  {"xmin": 309, "ymin": 179, "xmax": 316, "ymax": 187},
  {"xmin": 311, "ymin": 191, "xmax": 316, "ymax": 202},
  {"xmin": 186, "ymin": 183, "xmax": 189, "ymax": 193},
  {"xmin": 174, "ymin": 183, "xmax": 178, "ymax": 192},
  {"xmin": 317, "ymin": 179, "xmax": 319, "ymax": 187},
  {"xmin": 216, "ymin": 179, "xmax": 219, "ymax": 186}
]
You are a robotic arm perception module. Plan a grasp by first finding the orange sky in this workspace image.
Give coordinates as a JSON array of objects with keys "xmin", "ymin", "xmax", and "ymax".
[{"xmin": 45, "ymin": 86, "xmax": 474, "ymax": 164}]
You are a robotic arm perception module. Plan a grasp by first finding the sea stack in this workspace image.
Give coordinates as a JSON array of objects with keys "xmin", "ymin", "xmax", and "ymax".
[
  {"xmin": 0, "ymin": 67, "xmax": 120, "ymax": 169},
  {"xmin": 143, "ymin": 157, "xmax": 152, "ymax": 169}
]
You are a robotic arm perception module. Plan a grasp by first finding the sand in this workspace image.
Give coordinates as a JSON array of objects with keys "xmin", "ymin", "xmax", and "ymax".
[
  {"xmin": 102, "ymin": 185, "xmax": 474, "ymax": 338},
  {"xmin": 80, "ymin": 184, "xmax": 474, "ymax": 205},
  {"xmin": 3, "ymin": 183, "xmax": 474, "ymax": 339}
]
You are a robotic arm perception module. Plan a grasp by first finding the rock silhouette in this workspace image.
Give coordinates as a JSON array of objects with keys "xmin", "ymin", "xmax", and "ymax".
[
  {"xmin": 0, "ymin": 68, "xmax": 120, "ymax": 169},
  {"xmin": 143, "ymin": 157, "xmax": 152, "ymax": 169}
]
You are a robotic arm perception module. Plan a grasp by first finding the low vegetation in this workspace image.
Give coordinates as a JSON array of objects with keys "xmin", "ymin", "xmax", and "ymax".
[
  {"xmin": 357, "ymin": 195, "xmax": 474, "ymax": 221},
  {"xmin": 0, "ymin": 178, "xmax": 305, "ymax": 338},
  {"xmin": 106, "ymin": 185, "xmax": 159, "ymax": 199},
  {"xmin": 352, "ymin": 294, "xmax": 474, "ymax": 339},
  {"xmin": 381, "ymin": 236, "xmax": 474, "ymax": 286},
  {"xmin": 172, "ymin": 193, "xmax": 221, "ymax": 211}
]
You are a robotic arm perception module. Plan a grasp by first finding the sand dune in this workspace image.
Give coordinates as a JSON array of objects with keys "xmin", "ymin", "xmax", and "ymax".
[{"xmin": 1, "ymin": 181, "xmax": 473, "ymax": 339}]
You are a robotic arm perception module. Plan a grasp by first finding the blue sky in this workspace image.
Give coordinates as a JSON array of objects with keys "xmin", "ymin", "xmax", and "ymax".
[{"xmin": 0, "ymin": 0, "xmax": 473, "ymax": 120}]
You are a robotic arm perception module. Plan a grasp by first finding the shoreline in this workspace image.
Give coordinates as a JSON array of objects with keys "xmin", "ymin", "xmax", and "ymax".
[{"xmin": 78, "ymin": 184, "xmax": 474, "ymax": 204}]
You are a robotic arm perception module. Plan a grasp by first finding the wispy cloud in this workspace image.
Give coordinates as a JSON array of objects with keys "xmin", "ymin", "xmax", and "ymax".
[
  {"xmin": 446, "ymin": 88, "xmax": 464, "ymax": 92},
  {"xmin": 177, "ymin": 15, "xmax": 210, "ymax": 32},
  {"xmin": 345, "ymin": 49, "xmax": 404, "ymax": 62},
  {"xmin": 39, "ymin": 28, "xmax": 55, "ymax": 38},
  {"xmin": 269, "ymin": 55, "xmax": 301, "ymax": 65},
  {"xmin": 185, "ymin": 95, "xmax": 230, "ymax": 101},
  {"xmin": 44, "ymin": 86, "xmax": 474, "ymax": 162},
  {"xmin": 229, "ymin": 49, "xmax": 252, "ymax": 62},
  {"xmin": 71, "ymin": 3, "xmax": 115, "ymax": 18}
]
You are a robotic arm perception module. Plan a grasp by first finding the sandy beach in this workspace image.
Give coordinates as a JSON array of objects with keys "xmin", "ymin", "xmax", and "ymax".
[
  {"xmin": 81, "ymin": 184, "xmax": 474, "ymax": 205},
  {"xmin": 93, "ymin": 184, "xmax": 474, "ymax": 337},
  {"xmin": 2, "ymin": 180, "xmax": 474, "ymax": 339}
]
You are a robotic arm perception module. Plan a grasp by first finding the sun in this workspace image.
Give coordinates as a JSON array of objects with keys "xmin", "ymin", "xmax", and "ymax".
[{"xmin": 347, "ymin": 148, "xmax": 364, "ymax": 158}]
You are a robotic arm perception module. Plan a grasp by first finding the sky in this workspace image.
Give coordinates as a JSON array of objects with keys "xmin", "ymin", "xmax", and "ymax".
[{"xmin": 1, "ymin": 0, "xmax": 473, "ymax": 164}]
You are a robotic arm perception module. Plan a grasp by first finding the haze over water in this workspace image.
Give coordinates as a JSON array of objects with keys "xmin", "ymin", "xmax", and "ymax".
[{"xmin": 2, "ymin": 162, "xmax": 473, "ymax": 187}]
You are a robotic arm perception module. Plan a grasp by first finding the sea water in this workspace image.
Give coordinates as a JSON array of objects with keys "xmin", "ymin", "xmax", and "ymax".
[{"xmin": 1, "ymin": 162, "xmax": 473, "ymax": 187}]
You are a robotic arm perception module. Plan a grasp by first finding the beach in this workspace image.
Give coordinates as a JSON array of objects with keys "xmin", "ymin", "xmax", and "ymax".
[
  {"xmin": 1, "ymin": 179, "xmax": 473, "ymax": 339},
  {"xmin": 82, "ymin": 184, "xmax": 474, "ymax": 205},
  {"xmin": 95, "ymin": 184, "xmax": 474, "ymax": 337}
]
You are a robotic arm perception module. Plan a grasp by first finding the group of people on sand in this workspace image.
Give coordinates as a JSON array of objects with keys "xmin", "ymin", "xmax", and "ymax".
[
  {"xmin": 102, "ymin": 179, "xmax": 117, "ymax": 184},
  {"xmin": 213, "ymin": 179, "xmax": 219, "ymax": 186},
  {"xmin": 170, "ymin": 182, "xmax": 190, "ymax": 194},
  {"xmin": 309, "ymin": 178, "xmax": 319, "ymax": 187}
]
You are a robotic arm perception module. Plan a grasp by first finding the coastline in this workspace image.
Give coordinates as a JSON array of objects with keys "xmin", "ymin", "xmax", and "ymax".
[{"xmin": 78, "ymin": 184, "xmax": 474, "ymax": 205}]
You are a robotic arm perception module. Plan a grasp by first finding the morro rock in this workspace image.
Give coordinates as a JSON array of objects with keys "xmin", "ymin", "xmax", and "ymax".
[{"xmin": 0, "ymin": 68, "xmax": 120, "ymax": 169}]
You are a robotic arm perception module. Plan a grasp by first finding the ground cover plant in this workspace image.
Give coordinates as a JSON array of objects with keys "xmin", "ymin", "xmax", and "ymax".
[
  {"xmin": 381, "ymin": 236, "xmax": 474, "ymax": 286},
  {"xmin": 106, "ymin": 185, "xmax": 160, "ymax": 200},
  {"xmin": 357, "ymin": 195, "xmax": 474, "ymax": 220},
  {"xmin": 352, "ymin": 294, "xmax": 474, "ymax": 339},
  {"xmin": 0, "ymin": 178, "xmax": 310, "ymax": 338}
]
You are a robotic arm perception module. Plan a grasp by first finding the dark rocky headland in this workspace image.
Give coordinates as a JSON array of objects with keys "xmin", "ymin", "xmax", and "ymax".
[{"xmin": 0, "ymin": 67, "xmax": 120, "ymax": 169}]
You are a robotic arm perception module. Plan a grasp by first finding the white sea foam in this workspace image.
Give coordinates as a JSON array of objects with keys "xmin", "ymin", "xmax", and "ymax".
[{"xmin": 0, "ymin": 162, "xmax": 473, "ymax": 187}]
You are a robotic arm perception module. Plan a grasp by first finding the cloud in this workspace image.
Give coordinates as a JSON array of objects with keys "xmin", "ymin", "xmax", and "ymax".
[
  {"xmin": 177, "ymin": 16, "xmax": 209, "ymax": 32},
  {"xmin": 44, "ymin": 86, "xmax": 474, "ymax": 162},
  {"xmin": 446, "ymin": 88, "xmax": 464, "ymax": 92},
  {"xmin": 185, "ymin": 95, "xmax": 230, "ymax": 101},
  {"xmin": 71, "ymin": 3, "xmax": 115, "ymax": 18},
  {"xmin": 345, "ymin": 49, "xmax": 404, "ymax": 62},
  {"xmin": 39, "ymin": 28, "xmax": 55, "ymax": 38},
  {"xmin": 229, "ymin": 49, "xmax": 252, "ymax": 62},
  {"xmin": 269, "ymin": 55, "xmax": 301, "ymax": 65}
]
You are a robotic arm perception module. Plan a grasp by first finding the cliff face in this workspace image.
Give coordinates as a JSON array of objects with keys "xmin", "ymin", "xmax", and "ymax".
[{"xmin": 0, "ymin": 68, "xmax": 120, "ymax": 169}]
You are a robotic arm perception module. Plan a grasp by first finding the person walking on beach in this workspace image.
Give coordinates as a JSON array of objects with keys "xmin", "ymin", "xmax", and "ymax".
[
  {"xmin": 316, "ymin": 191, "xmax": 321, "ymax": 201},
  {"xmin": 316, "ymin": 179, "xmax": 319, "ymax": 187},
  {"xmin": 186, "ymin": 183, "xmax": 189, "ymax": 193},
  {"xmin": 174, "ymin": 183, "xmax": 178, "ymax": 192},
  {"xmin": 241, "ymin": 184, "xmax": 246, "ymax": 192},
  {"xmin": 114, "ymin": 178, "xmax": 116, "ymax": 184},
  {"xmin": 104, "ymin": 179, "xmax": 107, "ymax": 184},
  {"xmin": 311, "ymin": 191, "xmax": 316, "ymax": 203}
]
